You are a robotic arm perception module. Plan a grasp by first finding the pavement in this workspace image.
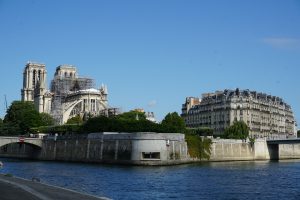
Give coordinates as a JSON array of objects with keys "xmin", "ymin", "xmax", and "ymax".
[{"xmin": 0, "ymin": 174, "xmax": 110, "ymax": 200}]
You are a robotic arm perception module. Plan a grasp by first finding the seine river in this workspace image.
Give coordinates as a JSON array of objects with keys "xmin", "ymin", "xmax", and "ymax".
[{"xmin": 1, "ymin": 158, "xmax": 300, "ymax": 199}]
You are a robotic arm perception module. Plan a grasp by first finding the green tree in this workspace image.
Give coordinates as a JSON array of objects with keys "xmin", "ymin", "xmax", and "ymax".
[
  {"xmin": 0, "ymin": 121, "xmax": 22, "ymax": 136},
  {"xmin": 82, "ymin": 115, "xmax": 159, "ymax": 133},
  {"xmin": 189, "ymin": 127, "xmax": 214, "ymax": 136},
  {"xmin": 161, "ymin": 112, "xmax": 185, "ymax": 133},
  {"xmin": 66, "ymin": 115, "xmax": 83, "ymax": 125},
  {"xmin": 224, "ymin": 121, "xmax": 249, "ymax": 140},
  {"xmin": 40, "ymin": 113, "xmax": 55, "ymax": 126},
  {"xmin": 297, "ymin": 130, "xmax": 300, "ymax": 138},
  {"xmin": 116, "ymin": 111, "xmax": 146, "ymax": 121},
  {"xmin": 3, "ymin": 101, "xmax": 47, "ymax": 135}
]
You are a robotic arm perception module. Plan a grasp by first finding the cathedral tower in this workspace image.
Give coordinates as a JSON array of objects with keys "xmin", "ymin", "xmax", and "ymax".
[{"xmin": 21, "ymin": 62, "xmax": 47, "ymax": 101}]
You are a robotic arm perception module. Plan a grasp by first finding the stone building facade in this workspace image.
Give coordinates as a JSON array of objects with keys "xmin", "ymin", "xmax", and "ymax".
[
  {"xmin": 181, "ymin": 89, "xmax": 297, "ymax": 138},
  {"xmin": 21, "ymin": 62, "xmax": 114, "ymax": 124}
]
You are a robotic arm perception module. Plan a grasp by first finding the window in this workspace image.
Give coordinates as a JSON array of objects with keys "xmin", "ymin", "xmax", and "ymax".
[
  {"xmin": 83, "ymin": 99, "xmax": 87, "ymax": 111},
  {"xmin": 38, "ymin": 70, "xmax": 41, "ymax": 81},
  {"xmin": 32, "ymin": 70, "xmax": 36, "ymax": 86},
  {"xmin": 142, "ymin": 152, "xmax": 160, "ymax": 160},
  {"xmin": 91, "ymin": 99, "xmax": 96, "ymax": 111}
]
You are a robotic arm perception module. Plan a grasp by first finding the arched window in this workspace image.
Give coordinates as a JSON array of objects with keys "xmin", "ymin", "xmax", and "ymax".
[
  {"xmin": 65, "ymin": 72, "xmax": 67, "ymax": 77},
  {"xmin": 38, "ymin": 70, "xmax": 41, "ymax": 81},
  {"xmin": 33, "ymin": 70, "xmax": 36, "ymax": 86}
]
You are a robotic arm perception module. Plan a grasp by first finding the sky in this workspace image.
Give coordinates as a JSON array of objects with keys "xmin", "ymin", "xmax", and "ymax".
[{"xmin": 0, "ymin": 0, "xmax": 299, "ymax": 126}]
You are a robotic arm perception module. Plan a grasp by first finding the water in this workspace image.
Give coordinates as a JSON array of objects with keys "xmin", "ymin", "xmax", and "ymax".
[{"xmin": 1, "ymin": 158, "xmax": 300, "ymax": 199}]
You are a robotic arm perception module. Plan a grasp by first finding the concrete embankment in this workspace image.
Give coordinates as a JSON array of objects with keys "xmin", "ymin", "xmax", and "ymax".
[
  {"xmin": 0, "ymin": 174, "xmax": 109, "ymax": 200},
  {"xmin": 2, "ymin": 133, "xmax": 300, "ymax": 164},
  {"xmin": 210, "ymin": 138, "xmax": 271, "ymax": 161},
  {"xmin": 0, "ymin": 132, "xmax": 189, "ymax": 165}
]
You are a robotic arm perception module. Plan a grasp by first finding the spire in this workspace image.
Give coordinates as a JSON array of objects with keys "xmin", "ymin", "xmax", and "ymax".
[{"xmin": 100, "ymin": 84, "xmax": 108, "ymax": 95}]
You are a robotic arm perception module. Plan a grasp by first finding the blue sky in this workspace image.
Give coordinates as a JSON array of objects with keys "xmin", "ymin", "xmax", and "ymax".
[{"xmin": 0, "ymin": 0, "xmax": 299, "ymax": 126}]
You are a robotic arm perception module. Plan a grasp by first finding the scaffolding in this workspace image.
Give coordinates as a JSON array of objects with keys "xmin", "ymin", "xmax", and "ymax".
[{"xmin": 50, "ymin": 75, "xmax": 96, "ymax": 124}]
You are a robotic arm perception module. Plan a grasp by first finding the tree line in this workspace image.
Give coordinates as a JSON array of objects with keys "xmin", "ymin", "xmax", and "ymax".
[
  {"xmin": 0, "ymin": 101, "xmax": 253, "ymax": 160},
  {"xmin": 0, "ymin": 101, "xmax": 188, "ymax": 135}
]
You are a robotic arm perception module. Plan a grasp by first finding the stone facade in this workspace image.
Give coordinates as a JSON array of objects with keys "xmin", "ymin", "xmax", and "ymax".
[
  {"xmin": 21, "ymin": 62, "xmax": 112, "ymax": 124},
  {"xmin": 181, "ymin": 88, "xmax": 297, "ymax": 138}
]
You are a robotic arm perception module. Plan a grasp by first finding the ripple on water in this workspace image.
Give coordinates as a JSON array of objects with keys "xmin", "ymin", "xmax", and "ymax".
[{"xmin": 2, "ymin": 159, "xmax": 300, "ymax": 199}]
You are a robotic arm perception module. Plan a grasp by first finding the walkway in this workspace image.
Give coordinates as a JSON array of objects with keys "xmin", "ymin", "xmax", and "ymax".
[{"xmin": 0, "ymin": 174, "xmax": 110, "ymax": 200}]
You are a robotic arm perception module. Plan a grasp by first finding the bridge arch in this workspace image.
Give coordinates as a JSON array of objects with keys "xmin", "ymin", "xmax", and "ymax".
[{"xmin": 0, "ymin": 137, "xmax": 43, "ymax": 149}]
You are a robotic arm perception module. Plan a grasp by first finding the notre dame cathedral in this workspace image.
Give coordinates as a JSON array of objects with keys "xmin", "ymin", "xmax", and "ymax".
[{"xmin": 21, "ymin": 62, "xmax": 116, "ymax": 124}]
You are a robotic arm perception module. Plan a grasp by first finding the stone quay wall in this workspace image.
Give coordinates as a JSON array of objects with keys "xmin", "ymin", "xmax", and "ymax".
[
  {"xmin": 210, "ymin": 138, "xmax": 270, "ymax": 161},
  {"xmin": 210, "ymin": 139, "xmax": 254, "ymax": 161},
  {"xmin": 38, "ymin": 132, "xmax": 189, "ymax": 165},
  {"xmin": 278, "ymin": 143, "xmax": 300, "ymax": 159},
  {"xmin": 2, "ymin": 134, "xmax": 300, "ymax": 164}
]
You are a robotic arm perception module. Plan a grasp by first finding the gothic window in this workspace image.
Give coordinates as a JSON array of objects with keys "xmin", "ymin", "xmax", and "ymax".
[
  {"xmin": 38, "ymin": 70, "xmax": 41, "ymax": 81},
  {"xmin": 83, "ymin": 99, "xmax": 87, "ymax": 112},
  {"xmin": 91, "ymin": 99, "xmax": 96, "ymax": 111},
  {"xmin": 33, "ymin": 70, "xmax": 36, "ymax": 86}
]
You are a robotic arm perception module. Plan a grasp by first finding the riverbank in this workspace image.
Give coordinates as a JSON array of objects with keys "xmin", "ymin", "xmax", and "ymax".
[{"xmin": 0, "ymin": 174, "xmax": 109, "ymax": 200}]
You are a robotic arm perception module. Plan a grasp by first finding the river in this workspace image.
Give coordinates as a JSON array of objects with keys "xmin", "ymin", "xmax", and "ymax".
[{"xmin": 1, "ymin": 158, "xmax": 300, "ymax": 199}]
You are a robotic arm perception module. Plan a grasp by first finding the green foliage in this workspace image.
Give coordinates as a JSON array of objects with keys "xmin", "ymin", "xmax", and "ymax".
[
  {"xmin": 3, "ymin": 109, "xmax": 188, "ymax": 135},
  {"xmin": 185, "ymin": 133, "xmax": 212, "ymax": 160},
  {"xmin": 188, "ymin": 127, "xmax": 214, "ymax": 136},
  {"xmin": 82, "ymin": 116, "xmax": 159, "ymax": 133},
  {"xmin": 116, "ymin": 111, "xmax": 146, "ymax": 121},
  {"xmin": 30, "ymin": 124, "xmax": 82, "ymax": 134},
  {"xmin": 249, "ymin": 137, "xmax": 255, "ymax": 147},
  {"xmin": 0, "ymin": 121, "xmax": 22, "ymax": 136},
  {"xmin": 40, "ymin": 113, "xmax": 55, "ymax": 126},
  {"xmin": 1, "ymin": 101, "xmax": 55, "ymax": 135},
  {"xmin": 66, "ymin": 115, "xmax": 83, "ymax": 125},
  {"xmin": 81, "ymin": 112, "xmax": 187, "ymax": 134},
  {"xmin": 224, "ymin": 121, "xmax": 249, "ymax": 140},
  {"xmin": 161, "ymin": 112, "xmax": 186, "ymax": 133},
  {"xmin": 298, "ymin": 130, "xmax": 300, "ymax": 138},
  {"xmin": 3, "ymin": 101, "xmax": 44, "ymax": 134}
]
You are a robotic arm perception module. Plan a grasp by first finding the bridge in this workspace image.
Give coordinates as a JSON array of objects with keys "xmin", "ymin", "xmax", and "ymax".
[
  {"xmin": 0, "ymin": 136, "xmax": 43, "ymax": 148},
  {"xmin": 266, "ymin": 138, "xmax": 300, "ymax": 160},
  {"xmin": 267, "ymin": 138, "xmax": 300, "ymax": 144}
]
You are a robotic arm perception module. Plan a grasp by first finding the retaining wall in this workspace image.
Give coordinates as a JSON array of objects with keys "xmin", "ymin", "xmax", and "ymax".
[{"xmin": 31, "ymin": 132, "xmax": 189, "ymax": 165}]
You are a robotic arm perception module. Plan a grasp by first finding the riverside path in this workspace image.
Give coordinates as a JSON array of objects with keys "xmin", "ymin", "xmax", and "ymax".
[{"xmin": 0, "ymin": 174, "xmax": 110, "ymax": 200}]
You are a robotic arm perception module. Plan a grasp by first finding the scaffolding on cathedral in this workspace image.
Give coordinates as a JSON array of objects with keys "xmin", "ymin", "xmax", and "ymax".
[
  {"xmin": 50, "ymin": 75, "xmax": 96, "ymax": 123},
  {"xmin": 21, "ymin": 62, "xmax": 120, "ymax": 125}
]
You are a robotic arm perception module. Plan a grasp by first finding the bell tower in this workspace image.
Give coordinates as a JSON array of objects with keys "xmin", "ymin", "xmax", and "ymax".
[{"xmin": 21, "ymin": 62, "xmax": 47, "ymax": 101}]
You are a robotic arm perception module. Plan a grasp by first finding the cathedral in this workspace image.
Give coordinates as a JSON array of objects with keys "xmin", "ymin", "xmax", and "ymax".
[{"xmin": 21, "ymin": 62, "xmax": 114, "ymax": 124}]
